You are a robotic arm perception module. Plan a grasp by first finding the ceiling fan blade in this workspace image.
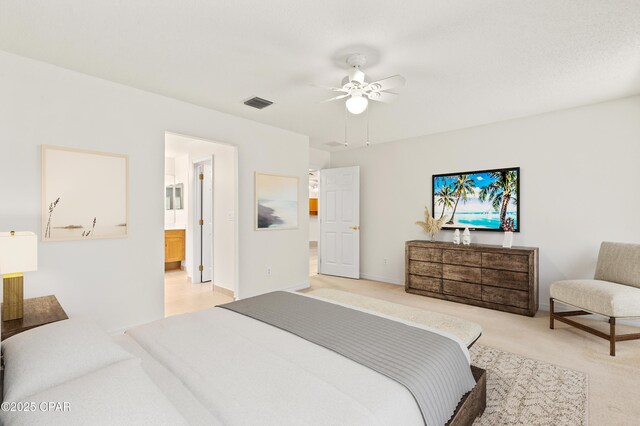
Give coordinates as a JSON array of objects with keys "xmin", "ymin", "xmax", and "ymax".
[
  {"xmin": 366, "ymin": 75, "xmax": 406, "ymax": 92},
  {"xmin": 321, "ymin": 94, "xmax": 349, "ymax": 103},
  {"xmin": 367, "ymin": 91, "xmax": 398, "ymax": 103},
  {"xmin": 309, "ymin": 83, "xmax": 349, "ymax": 93}
]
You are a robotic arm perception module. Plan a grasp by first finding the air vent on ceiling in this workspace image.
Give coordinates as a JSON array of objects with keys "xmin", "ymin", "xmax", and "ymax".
[
  {"xmin": 243, "ymin": 97, "xmax": 273, "ymax": 109},
  {"xmin": 323, "ymin": 141, "xmax": 343, "ymax": 147}
]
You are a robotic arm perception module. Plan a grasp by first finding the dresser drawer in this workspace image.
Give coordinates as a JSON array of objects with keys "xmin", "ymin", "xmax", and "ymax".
[
  {"xmin": 443, "ymin": 264, "xmax": 481, "ymax": 284},
  {"xmin": 408, "ymin": 275, "xmax": 442, "ymax": 293},
  {"xmin": 443, "ymin": 250, "xmax": 482, "ymax": 267},
  {"xmin": 482, "ymin": 269, "xmax": 529, "ymax": 291},
  {"xmin": 409, "ymin": 261, "xmax": 442, "ymax": 278},
  {"xmin": 482, "ymin": 286, "xmax": 529, "ymax": 309},
  {"xmin": 482, "ymin": 253, "xmax": 529, "ymax": 272},
  {"xmin": 443, "ymin": 280, "xmax": 481, "ymax": 300},
  {"xmin": 408, "ymin": 246, "xmax": 443, "ymax": 262},
  {"xmin": 405, "ymin": 241, "xmax": 538, "ymax": 316}
]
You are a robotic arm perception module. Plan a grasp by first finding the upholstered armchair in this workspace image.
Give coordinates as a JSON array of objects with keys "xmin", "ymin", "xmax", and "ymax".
[{"xmin": 550, "ymin": 241, "xmax": 640, "ymax": 356}]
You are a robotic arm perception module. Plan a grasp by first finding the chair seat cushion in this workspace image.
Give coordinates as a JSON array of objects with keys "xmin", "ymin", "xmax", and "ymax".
[{"xmin": 550, "ymin": 279, "xmax": 640, "ymax": 317}]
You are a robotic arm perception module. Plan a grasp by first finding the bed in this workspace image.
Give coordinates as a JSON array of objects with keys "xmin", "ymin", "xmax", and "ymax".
[{"xmin": 0, "ymin": 290, "xmax": 486, "ymax": 426}]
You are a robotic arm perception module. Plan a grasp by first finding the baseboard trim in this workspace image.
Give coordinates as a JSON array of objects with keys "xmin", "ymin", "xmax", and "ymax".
[
  {"xmin": 214, "ymin": 285, "xmax": 234, "ymax": 298},
  {"xmin": 285, "ymin": 282, "xmax": 311, "ymax": 292},
  {"xmin": 359, "ymin": 273, "xmax": 403, "ymax": 286}
]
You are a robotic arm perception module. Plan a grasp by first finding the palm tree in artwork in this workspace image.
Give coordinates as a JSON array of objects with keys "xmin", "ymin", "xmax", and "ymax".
[
  {"xmin": 435, "ymin": 184, "xmax": 456, "ymax": 219},
  {"xmin": 479, "ymin": 170, "xmax": 518, "ymax": 229},
  {"xmin": 447, "ymin": 175, "xmax": 475, "ymax": 224}
]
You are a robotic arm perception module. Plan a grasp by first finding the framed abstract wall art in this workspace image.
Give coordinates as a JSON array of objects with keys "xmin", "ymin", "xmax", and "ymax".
[
  {"xmin": 41, "ymin": 145, "xmax": 128, "ymax": 241},
  {"xmin": 255, "ymin": 172, "xmax": 299, "ymax": 230}
]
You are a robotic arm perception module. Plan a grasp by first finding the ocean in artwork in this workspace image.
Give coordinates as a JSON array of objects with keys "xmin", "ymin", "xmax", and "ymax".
[
  {"xmin": 448, "ymin": 212, "xmax": 518, "ymax": 229},
  {"xmin": 48, "ymin": 224, "xmax": 127, "ymax": 239},
  {"xmin": 257, "ymin": 200, "xmax": 297, "ymax": 229},
  {"xmin": 433, "ymin": 169, "xmax": 519, "ymax": 231}
]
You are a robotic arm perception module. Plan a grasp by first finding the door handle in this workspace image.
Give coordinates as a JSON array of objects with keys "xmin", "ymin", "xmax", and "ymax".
[{"xmin": 350, "ymin": 226, "xmax": 360, "ymax": 231}]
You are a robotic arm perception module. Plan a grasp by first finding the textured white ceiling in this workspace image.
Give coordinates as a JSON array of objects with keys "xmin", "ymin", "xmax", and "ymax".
[{"xmin": 1, "ymin": 1, "xmax": 639, "ymax": 150}]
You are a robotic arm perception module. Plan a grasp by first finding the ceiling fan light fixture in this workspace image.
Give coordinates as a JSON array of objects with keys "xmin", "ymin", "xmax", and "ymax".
[{"xmin": 345, "ymin": 94, "xmax": 368, "ymax": 114}]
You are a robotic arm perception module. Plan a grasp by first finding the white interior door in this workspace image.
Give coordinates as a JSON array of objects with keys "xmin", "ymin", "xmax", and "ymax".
[
  {"xmin": 195, "ymin": 160, "xmax": 213, "ymax": 283},
  {"xmin": 319, "ymin": 166, "xmax": 360, "ymax": 279}
]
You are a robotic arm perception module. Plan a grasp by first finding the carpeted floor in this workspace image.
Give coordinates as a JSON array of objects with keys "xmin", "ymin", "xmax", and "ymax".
[{"xmin": 471, "ymin": 345, "xmax": 587, "ymax": 426}]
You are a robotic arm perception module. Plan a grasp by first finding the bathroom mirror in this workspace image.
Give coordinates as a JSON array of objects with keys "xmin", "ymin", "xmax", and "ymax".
[
  {"xmin": 172, "ymin": 183, "xmax": 184, "ymax": 210},
  {"xmin": 165, "ymin": 176, "xmax": 184, "ymax": 211}
]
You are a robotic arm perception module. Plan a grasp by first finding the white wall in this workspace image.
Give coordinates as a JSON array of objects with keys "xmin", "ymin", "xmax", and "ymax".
[
  {"xmin": 0, "ymin": 51, "xmax": 309, "ymax": 332},
  {"xmin": 310, "ymin": 147, "xmax": 330, "ymax": 170},
  {"xmin": 330, "ymin": 96, "xmax": 640, "ymax": 310}
]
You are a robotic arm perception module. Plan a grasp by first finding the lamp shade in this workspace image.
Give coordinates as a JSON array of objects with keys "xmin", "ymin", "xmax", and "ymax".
[{"xmin": 0, "ymin": 232, "xmax": 38, "ymax": 274}]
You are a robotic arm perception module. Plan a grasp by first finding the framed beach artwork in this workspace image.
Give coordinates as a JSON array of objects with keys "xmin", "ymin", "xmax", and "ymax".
[
  {"xmin": 255, "ymin": 172, "xmax": 299, "ymax": 230},
  {"xmin": 433, "ymin": 167, "xmax": 520, "ymax": 232},
  {"xmin": 41, "ymin": 145, "xmax": 128, "ymax": 241}
]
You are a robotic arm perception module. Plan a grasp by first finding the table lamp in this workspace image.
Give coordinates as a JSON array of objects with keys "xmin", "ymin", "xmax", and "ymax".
[{"xmin": 0, "ymin": 231, "xmax": 38, "ymax": 321}]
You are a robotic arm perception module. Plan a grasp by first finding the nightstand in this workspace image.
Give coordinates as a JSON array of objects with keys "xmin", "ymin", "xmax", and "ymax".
[{"xmin": 1, "ymin": 295, "xmax": 68, "ymax": 340}]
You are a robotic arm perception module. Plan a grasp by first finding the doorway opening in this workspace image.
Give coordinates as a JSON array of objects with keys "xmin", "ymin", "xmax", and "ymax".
[
  {"xmin": 308, "ymin": 169, "xmax": 319, "ymax": 276},
  {"xmin": 164, "ymin": 132, "xmax": 239, "ymax": 317}
]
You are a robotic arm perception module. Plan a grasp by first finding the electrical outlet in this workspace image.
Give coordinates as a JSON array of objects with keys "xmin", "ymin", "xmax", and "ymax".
[
  {"xmin": 266, "ymin": 267, "xmax": 272, "ymax": 276},
  {"xmin": 384, "ymin": 258, "xmax": 388, "ymax": 265}
]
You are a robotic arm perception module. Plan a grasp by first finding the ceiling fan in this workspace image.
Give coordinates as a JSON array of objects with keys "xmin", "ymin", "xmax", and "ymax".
[{"xmin": 318, "ymin": 53, "xmax": 406, "ymax": 114}]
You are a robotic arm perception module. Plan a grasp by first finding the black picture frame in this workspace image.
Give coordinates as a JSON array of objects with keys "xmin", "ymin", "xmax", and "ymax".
[{"xmin": 432, "ymin": 166, "xmax": 520, "ymax": 232}]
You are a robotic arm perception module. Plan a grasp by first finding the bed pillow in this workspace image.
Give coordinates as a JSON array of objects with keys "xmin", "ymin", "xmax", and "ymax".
[
  {"xmin": 0, "ymin": 358, "xmax": 189, "ymax": 426},
  {"xmin": 2, "ymin": 318, "xmax": 135, "ymax": 402}
]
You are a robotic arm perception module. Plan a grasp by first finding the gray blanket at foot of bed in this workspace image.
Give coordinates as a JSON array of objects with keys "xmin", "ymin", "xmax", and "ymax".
[{"xmin": 219, "ymin": 291, "xmax": 475, "ymax": 426}]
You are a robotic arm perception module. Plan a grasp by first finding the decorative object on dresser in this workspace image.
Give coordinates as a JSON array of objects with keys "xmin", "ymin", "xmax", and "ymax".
[
  {"xmin": 462, "ymin": 228, "xmax": 471, "ymax": 245},
  {"xmin": 0, "ymin": 232, "xmax": 38, "ymax": 321},
  {"xmin": 415, "ymin": 206, "xmax": 446, "ymax": 241},
  {"xmin": 164, "ymin": 229, "xmax": 185, "ymax": 271},
  {"xmin": 1, "ymin": 295, "xmax": 68, "ymax": 340},
  {"xmin": 550, "ymin": 241, "xmax": 640, "ymax": 356},
  {"xmin": 405, "ymin": 240, "xmax": 539, "ymax": 316},
  {"xmin": 453, "ymin": 229, "xmax": 461, "ymax": 245},
  {"xmin": 502, "ymin": 217, "xmax": 515, "ymax": 248}
]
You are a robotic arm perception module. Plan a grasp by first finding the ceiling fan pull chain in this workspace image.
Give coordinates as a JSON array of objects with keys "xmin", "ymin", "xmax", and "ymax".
[
  {"xmin": 344, "ymin": 106, "xmax": 348, "ymax": 147},
  {"xmin": 366, "ymin": 107, "xmax": 370, "ymax": 147}
]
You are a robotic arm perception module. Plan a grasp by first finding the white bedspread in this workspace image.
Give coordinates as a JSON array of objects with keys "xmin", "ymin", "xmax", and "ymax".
[{"xmin": 126, "ymin": 307, "xmax": 426, "ymax": 426}]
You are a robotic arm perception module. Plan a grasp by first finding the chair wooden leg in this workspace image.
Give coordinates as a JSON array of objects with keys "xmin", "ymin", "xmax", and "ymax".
[
  {"xmin": 609, "ymin": 317, "xmax": 616, "ymax": 356},
  {"xmin": 551, "ymin": 300, "xmax": 640, "ymax": 355}
]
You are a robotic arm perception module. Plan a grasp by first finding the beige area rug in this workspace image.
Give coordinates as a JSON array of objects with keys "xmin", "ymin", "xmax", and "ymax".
[{"xmin": 471, "ymin": 344, "xmax": 588, "ymax": 426}]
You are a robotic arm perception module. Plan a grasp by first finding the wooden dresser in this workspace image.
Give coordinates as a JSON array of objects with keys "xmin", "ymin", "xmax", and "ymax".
[
  {"xmin": 405, "ymin": 241, "xmax": 539, "ymax": 316},
  {"xmin": 165, "ymin": 229, "xmax": 185, "ymax": 271}
]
